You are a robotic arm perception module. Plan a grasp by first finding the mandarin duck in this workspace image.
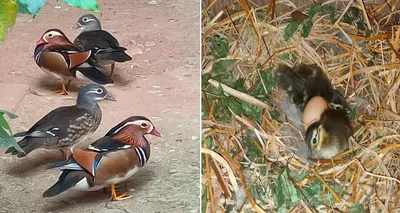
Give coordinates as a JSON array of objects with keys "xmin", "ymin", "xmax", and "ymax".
[
  {"xmin": 34, "ymin": 29, "xmax": 113, "ymax": 95},
  {"xmin": 5, "ymin": 84, "xmax": 115, "ymax": 157},
  {"xmin": 276, "ymin": 63, "xmax": 353, "ymax": 159},
  {"xmin": 73, "ymin": 14, "xmax": 132, "ymax": 78},
  {"xmin": 42, "ymin": 116, "xmax": 162, "ymax": 201}
]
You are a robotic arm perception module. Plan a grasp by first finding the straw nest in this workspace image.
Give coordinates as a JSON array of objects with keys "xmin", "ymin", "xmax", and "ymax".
[{"xmin": 201, "ymin": 1, "xmax": 400, "ymax": 212}]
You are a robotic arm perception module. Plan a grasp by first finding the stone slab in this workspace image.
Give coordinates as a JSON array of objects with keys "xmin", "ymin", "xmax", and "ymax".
[{"xmin": 0, "ymin": 83, "xmax": 30, "ymax": 113}]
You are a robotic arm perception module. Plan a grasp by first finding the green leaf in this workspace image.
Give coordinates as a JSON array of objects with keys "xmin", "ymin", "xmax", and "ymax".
[
  {"xmin": 201, "ymin": 185, "xmax": 208, "ymax": 213},
  {"xmin": 211, "ymin": 36, "xmax": 229, "ymax": 59},
  {"xmin": 302, "ymin": 180, "xmax": 341, "ymax": 206},
  {"xmin": 273, "ymin": 169, "xmax": 300, "ymax": 209},
  {"xmin": 301, "ymin": 19, "xmax": 313, "ymax": 38},
  {"xmin": 212, "ymin": 59, "xmax": 236, "ymax": 76},
  {"xmin": 349, "ymin": 203, "xmax": 365, "ymax": 213},
  {"xmin": 343, "ymin": 14, "xmax": 354, "ymax": 24},
  {"xmin": 219, "ymin": 74, "xmax": 234, "ymax": 87},
  {"xmin": 278, "ymin": 53, "xmax": 290, "ymax": 61},
  {"xmin": 259, "ymin": 165, "xmax": 267, "ymax": 176},
  {"xmin": 228, "ymin": 99, "xmax": 244, "ymax": 115},
  {"xmin": 0, "ymin": 110, "xmax": 18, "ymax": 119},
  {"xmin": 0, "ymin": 0, "xmax": 18, "ymax": 42},
  {"xmin": 308, "ymin": 4, "xmax": 322, "ymax": 19},
  {"xmin": 16, "ymin": 0, "xmax": 46, "ymax": 17},
  {"xmin": 205, "ymin": 136, "xmax": 213, "ymax": 149},
  {"xmin": 202, "ymin": 73, "xmax": 211, "ymax": 89},
  {"xmin": 0, "ymin": 115, "xmax": 11, "ymax": 135},
  {"xmin": 270, "ymin": 110, "xmax": 282, "ymax": 122},
  {"xmin": 252, "ymin": 68, "xmax": 276, "ymax": 103},
  {"xmin": 0, "ymin": 110, "xmax": 17, "ymax": 135},
  {"xmin": 349, "ymin": 7, "xmax": 360, "ymax": 18},
  {"xmin": 356, "ymin": 21, "xmax": 366, "ymax": 30},
  {"xmin": 284, "ymin": 21, "xmax": 300, "ymax": 41},
  {"xmin": 322, "ymin": 5, "xmax": 336, "ymax": 24},
  {"xmin": 241, "ymin": 136, "xmax": 262, "ymax": 161},
  {"xmin": 233, "ymin": 78, "xmax": 246, "ymax": 92},
  {"xmin": 62, "ymin": 0, "xmax": 100, "ymax": 12},
  {"xmin": 0, "ymin": 126, "xmax": 23, "ymax": 152},
  {"xmin": 241, "ymin": 101, "xmax": 262, "ymax": 123}
]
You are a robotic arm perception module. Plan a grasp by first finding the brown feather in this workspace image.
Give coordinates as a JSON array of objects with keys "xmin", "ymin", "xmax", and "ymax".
[
  {"xmin": 112, "ymin": 125, "xmax": 147, "ymax": 147},
  {"xmin": 68, "ymin": 51, "xmax": 91, "ymax": 68},
  {"xmin": 38, "ymin": 51, "xmax": 71, "ymax": 77},
  {"xmin": 94, "ymin": 149, "xmax": 141, "ymax": 185},
  {"xmin": 71, "ymin": 148, "xmax": 98, "ymax": 176}
]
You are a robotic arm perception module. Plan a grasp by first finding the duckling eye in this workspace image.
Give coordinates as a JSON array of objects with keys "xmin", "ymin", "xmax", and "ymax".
[
  {"xmin": 312, "ymin": 138, "xmax": 317, "ymax": 144},
  {"xmin": 96, "ymin": 88, "xmax": 103, "ymax": 93},
  {"xmin": 141, "ymin": 123, "xmax": 148, "ymax": 128}
]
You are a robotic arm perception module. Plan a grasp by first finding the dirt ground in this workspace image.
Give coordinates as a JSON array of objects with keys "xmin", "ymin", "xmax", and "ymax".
[{"xmin": 0, "ymin": 0, "xmax": 200, "ymax": 212}]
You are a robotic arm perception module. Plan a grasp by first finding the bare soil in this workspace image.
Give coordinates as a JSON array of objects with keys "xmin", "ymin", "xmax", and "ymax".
[{"xmin": 0, "ymin": 0, "xmax": 200, "ymax": 212}]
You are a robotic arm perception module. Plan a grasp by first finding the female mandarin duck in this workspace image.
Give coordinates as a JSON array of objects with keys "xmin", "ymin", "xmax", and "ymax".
[
  {"xmin": 276, "ymin": 63, "xmax": 353, "ymax": 159},
  {"xmin": 73, "ymin": 14, "xmax": 132, "ymax": 79},
  {"xmin": 34, "ymin": 29, "xmax": 113, "ymax": 95},
  {"xmin": 42, "ymin": 116, "xmax": 162, "ymax": 201},
  {"xmin": 5, "ymin": 84, "xmax": 115, "ymax": 157}
]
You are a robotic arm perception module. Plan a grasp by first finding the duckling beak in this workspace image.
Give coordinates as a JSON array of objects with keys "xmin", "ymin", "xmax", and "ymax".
[
  {"xmin": 316, "ymin": 127, "xmax": 327, "ymax": 150},
  {"xmin": 149, "ymin": 128, "xmax": 162, "ymax": 137},
  {"xmin": 104, "ymin": 93, "xmax": 116, "ymax": 101}
]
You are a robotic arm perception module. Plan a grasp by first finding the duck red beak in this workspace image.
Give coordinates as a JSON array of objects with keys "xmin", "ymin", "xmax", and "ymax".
[
  {"xmin": 150, "ymin": 128, "xmax": 162, "ymax": 137},
  {"xmin": 36, "ymin": 37, "xmax": 46, "ymax": 45}
]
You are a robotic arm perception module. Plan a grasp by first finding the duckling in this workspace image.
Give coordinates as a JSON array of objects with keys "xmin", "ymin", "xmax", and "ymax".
[
  {"xmin": 276, "ymin": 63, "xmax": 353, "ymax": 159},
  {"xmin": 276, "ymin": 63, "xmax": 350, "ymax": 113},
  {"xmin": 305, "ymin": 109, "xmax": 353, "ymax": 159}
]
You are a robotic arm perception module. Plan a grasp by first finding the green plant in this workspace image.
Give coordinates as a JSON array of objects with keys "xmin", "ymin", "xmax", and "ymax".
[
  {"xmin": 0, "ymin": 110, "xmax": 22, "ymax": 151},
  {"xmin": 0, "ymin": 0, "xmax": 100, "ymax": 42}
]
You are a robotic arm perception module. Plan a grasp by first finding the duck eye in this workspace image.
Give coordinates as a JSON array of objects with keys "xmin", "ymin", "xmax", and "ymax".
[
  {"xmin": 141, "ymin": 123, "xmax": 148, "ymax": 128},
  {"xmin": 83, "ymin": 17, "xmax": 88, "ymax": 22},
  {"xmin": 96, "ymin": 88, "xmax": 103, "ymax": 93},
  {"xmin": 48, "ymin": 33, "xmax": 53, "ymax": 37}
]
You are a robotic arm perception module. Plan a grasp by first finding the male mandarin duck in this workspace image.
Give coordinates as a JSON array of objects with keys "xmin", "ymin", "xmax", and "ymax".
[
  {"xmin": 276, "ymin": 63, "xmax": 353, "ymax": 159},
  {"xmin": 42, "ymin": 116, "xmax": 162, "ymax": 201},
  {"xmin": 5, "ymin": 84, "xmax": 115, "ymax": 157},
  {"xmin": 73, "ymin": 14, "xmax": 132, "ymax": 78},
  {"xmin": 34, "ymin": 29, "xmax": 113, "ymax": 95}
]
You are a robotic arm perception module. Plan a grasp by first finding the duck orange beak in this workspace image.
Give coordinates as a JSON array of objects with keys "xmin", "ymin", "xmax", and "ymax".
[{"xmin": 149, "ymin": 128, "xmax": 162, "ymax": 137}]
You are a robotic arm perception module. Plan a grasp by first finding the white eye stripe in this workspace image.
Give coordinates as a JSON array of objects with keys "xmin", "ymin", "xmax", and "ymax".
[
  {"xmin": 47, "ymin": 31, "xmax": 62, "ymax": 37},
  {"xmin": 82, "ymin": 18, "xmax": 95, "ymax": 22},
  {"xmin": 112, "ymin": 120, "xmax": 153, "ymax": 134}
]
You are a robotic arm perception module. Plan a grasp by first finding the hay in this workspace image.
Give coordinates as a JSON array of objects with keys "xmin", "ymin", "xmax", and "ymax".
[{"xmin": 201, "ymin": 0, "xmax": 400, "ymax": 212}]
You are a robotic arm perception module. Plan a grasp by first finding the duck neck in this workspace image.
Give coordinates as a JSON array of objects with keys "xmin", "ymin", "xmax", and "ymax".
[
  {"xmin": 134, "ymin": 134, "xmax": 151, "ymax": 161},
  {"xmin": 83, "ymin": 23, "xmax": 102, "ymax": 32},
  {"xmin": 76, "ymin": 95, "xmax": 99, "ymax": 110}
]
